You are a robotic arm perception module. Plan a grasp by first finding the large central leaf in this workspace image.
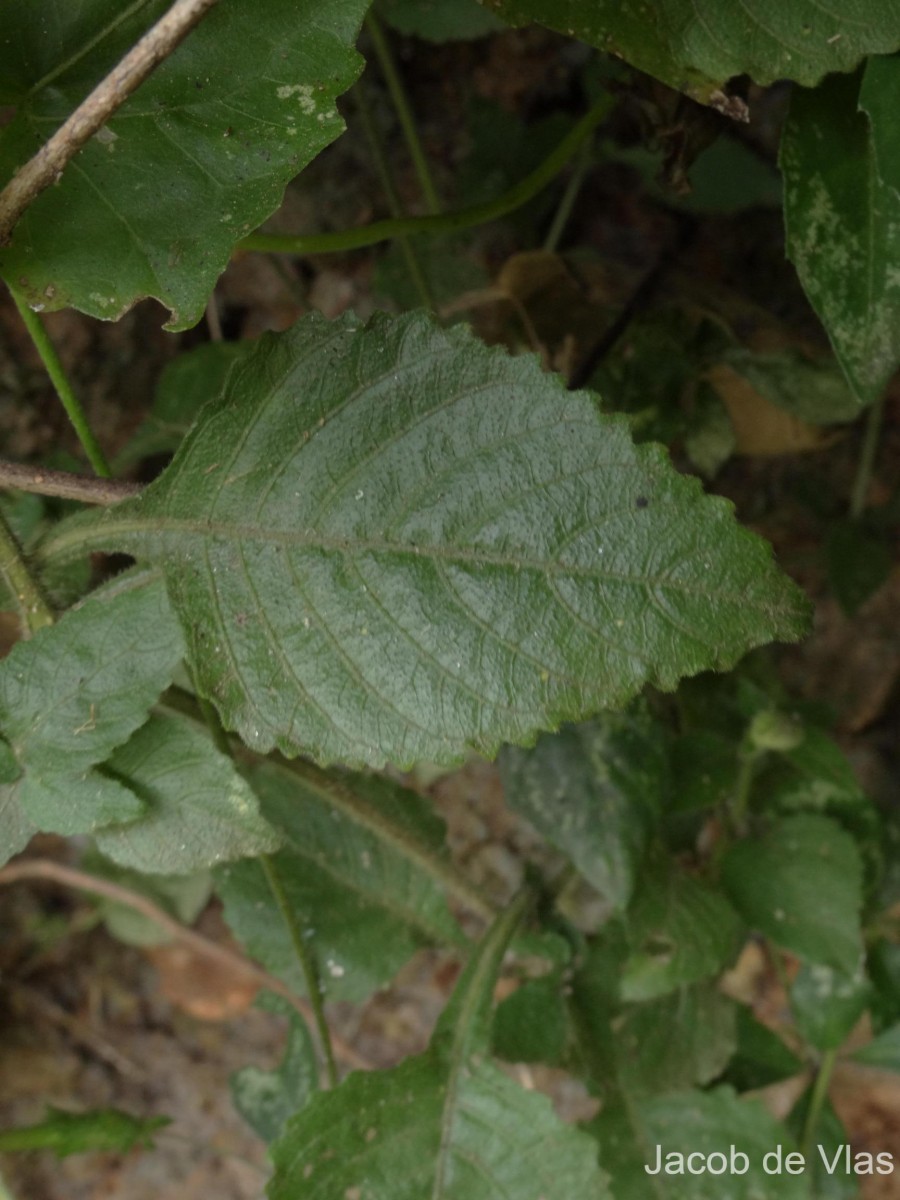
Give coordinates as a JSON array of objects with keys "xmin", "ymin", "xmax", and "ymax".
[
  {"xmin": 49, "ymin": 313, "xmax": 808, "ymax": 767},
  {"xmin": 0, "ymin": 0, "xmax": 369, "ymax": 328}
]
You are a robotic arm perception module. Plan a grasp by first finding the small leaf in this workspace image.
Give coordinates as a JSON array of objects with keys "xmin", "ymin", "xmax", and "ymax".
[
  {"xmin": 82, "ymin": 849, "xmax": 211, "ymax": 947},
  {"xmin": 620, "ymin": 861, "xmax": 741, "ymax": 1002},
  {"xmin": 231, "ymin": 1013, "xmax": 318, "ymax": 1144},
  {"xmin": 216, "ymin": 761, "xmax": 462, "ymax": 1002},
  {"xmin": 0, "ymin": 1107, "xmax": 169, "ymax": 1158},
  {"xmin": 592, "ymin": 1087, "xmax": 808, "ymax": 1199},
  {"xmin": 0, "ymin": 570, "xmax": 184, "ymax": 857},
  {"xmin": 790, "ymin": 962, "xmax": 870, "ymax": 1052},
  {"xmin": 269, "ymin": 896, "xmax": 611, "ymax": 1199},
  {"xmin": 0, "ymin": 0, "xmax": 370, "ymax": 329},
  {"xmin": 485, "ymin": 1, "xmax": 900, "ymax": 105},
  {"xmin": 718, "ymin": 349, "xmax": 861, "ymax": 426},
  {"xmin": 94, "ymin": 713, "xmax": 279, "ymax": 873},
  {"xmin": 724, "ymin": 1006, "xmax": 803, "ymax": 1092},
  {"xmin": 499, "ymin": 707, "xmax": 666, "ymax": 910},
  {"xmin": 493, "ymin": 974, "xmax": 569, "ymax": 1066},
  {"xmin": 826, "ymin": 521, "xmax": 893, "ymax": 616},
  {"xmin": 852, "ymin": 1024, "xmax": 900, "ymax": 1073},
  {"xmin": 723, "ymin": 814, "xmax": 863, "ymax": 974},
  {"xmin": 57, "ymin": 312, "xmax": 809, "ymax": 769},
  {"xmin": 782, "ymin": 63, "xmax": 900, "ymax": 407}
]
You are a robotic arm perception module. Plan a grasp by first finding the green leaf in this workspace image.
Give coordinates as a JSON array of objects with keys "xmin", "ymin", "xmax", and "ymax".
[
  {"xmin": 0, "ymin": 0, "xmax": 369, "ymax": 329},
  {"xmin": 591, "ymin": 1087, "xmax": 808, "ymax": 1200},
  {"xmin": 826, "ymin": 520, "xmax": 893, "ymax": 616},
  {"xmin": 485, "ymin": 0, "xmax": 900, "ymax": 105},
  {"xmin": 0, "ymin": 1107, "xmax": 169, "ymax": 1158},
  {"xmin": 216, "ymin": 760, "xmax": 462, "ymax": 1002},
  {"xmin": 493, "ymin": 974, "xmax": 569, "ymax": 1066},
  {"xmin": 620, "ymin": 861, "xmax": 740, "ymax": 1002},
  {"xmin": 114, "ymin": 341, "xmax": 248, "ymax": 470},
  {"xmin": 499, "ymin": 708, "xmax": 666, "ymax": 911},
  {"xmin": 790, "ymin": 961, "xmax": 870, "ymax": 1052},
  {"xmin": 93, "ymin": 712, "xmax": 279, "ymax": 873},
  {"xmin": 0, "ymin": 570, "xmax": 184, "ymax": 857},
  {"xmin": 611, "ymin": 983, "xmax": 737, "ymax": 1097},
  {"xmin": 852, "ymin": 1023, "xmax": 900, "ymax": 1072},
  {"xmin": 231, "ymin": 1013, "xmax": 318, "ymax": 1144},
  {"xmin": 269, "ymin": 896, "xmax": 611, "ymax": 1199},
  {"xmin": 377, "ymin": 0, "xmax": 506, "ymax": 41},
  {"xmin": 51, "ymin": 312, "xmax": 808, "ymax": 769},
  {"xmin": 782, "ymin": 62, "xmax": 900, "ymax": 407},
  {"xmin": 722, "ymin": 814, "xmax": 864, "ymax": 974}
]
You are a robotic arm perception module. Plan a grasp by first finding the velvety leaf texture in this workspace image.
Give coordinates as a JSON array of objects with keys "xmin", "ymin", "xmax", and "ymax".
[
  {"xmin": 216, "ymin": 761, "xmax": 462, "ymax": 1002},
  {"xmin": 484, "ymin": 0, "xmax": 900, "ymax": 105},
  {"xmin": 50, "ymin": 313, "xmax": 808, "ymax": 769},
  {"xmin": 782, "ymin": 62, "xmax": 900, "ymax": 407},
  {"xmin": 0, "ymin": 570, "xmax": 184, "ymax": 861},
  {"xmin": 0, "ymin": 0, "xmax": 369, "ymax": 328}
]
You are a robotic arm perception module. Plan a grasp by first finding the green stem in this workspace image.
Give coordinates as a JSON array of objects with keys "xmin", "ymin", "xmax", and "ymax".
[
  {"xmin": 801, "ymin": 1046, "xmax": 838, "ymax": 1159},
  {"xmin": 729, "ymin": 749, "xmax": 758, "ymax": 834},
  {"xmin": 240, "ymin": 96, "xmax": 612, "ymax": 257},
  {"xmin": 260, "ymin": 853, "xmax": 339, "ymax": 1089},
  {"xmin": 365, "ymin": 11, "xmax": 440, "ymax": 215},
  {"xmin": 8, "ymin": 285, "xmax": 111, "ymax": 478},
  {"xmin": 354, "ymin": 79, "xmax": 435, "ymax": 311},
  {"xmin": 849, "ymin": 390, "xmax": 885, "ymax": 518},
  {"xmin": 0, "ymin": 510, "xmax": 53, "ymax": 636},
  {"xmin": 543, "ymin": 138, "xmax": 591, "ymax": 253}
]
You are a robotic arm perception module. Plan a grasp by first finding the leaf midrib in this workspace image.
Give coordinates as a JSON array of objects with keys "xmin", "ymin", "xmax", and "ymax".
[{"xmin": 50, "ymin": 514, "xmax": 792, "ymax": 611}]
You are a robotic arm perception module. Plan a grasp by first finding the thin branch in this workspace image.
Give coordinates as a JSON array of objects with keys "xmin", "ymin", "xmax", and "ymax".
[
  {"xmin": 0, "ymin": 459, "xmax": 141, "ymax": 505},
  {"xmin": 0, "ymin": 0, "xmax": 222, "ymax": 245},
  {"xmin": 0, "ymin": 858, "xmax": 372, "ymax": 1073}
]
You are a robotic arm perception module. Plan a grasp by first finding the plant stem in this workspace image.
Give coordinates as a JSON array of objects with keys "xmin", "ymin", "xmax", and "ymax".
[
  {"xmin": 729, "ymin": 749, "xmax": 758, "ymax": 834},
  {"xmin": 364, "ymin": 11, "xmax": 440, "ymax": 215},
  {"xmin": 801, "ymin": 1046, "xmax": 838, "ymax": 1159},
  {"xmin": 260, "ymin": 854, "xmax": 339, "ymax": 1088},
  {"xmin": 240, "ymin": 96, "xmax": 612, "ymax": 257},
  {"xmin": 0, "ymin": 510, "xmax": 53, "ymax": 636},
  {"xmin": 8, "ymin": 285, "xmax": 112, "ymax": 477},
  {"xmin": 0, "ymin": 458, "xmax": 140, "ymax": 505},
  {"xmin": 849, "ymin": 390, "xmax": 885, "ymax": 518},
  {"xmin": 354, "ymin": 79, "xmax": 436, "ymax": 311},
  {"xmin": 543, "ymin": 138, "xmax": 591, "ymax": 253}
]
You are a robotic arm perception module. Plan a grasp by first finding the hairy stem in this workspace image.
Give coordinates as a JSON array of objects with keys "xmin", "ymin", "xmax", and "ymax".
[
  {"xmin": 355, "ymin": 79, "xmax": 436, "ymax": 312},
  {"xmin": 240, "ymin": 96, "xmax": 612, "ymax": 257},
  {"xmin": 0, "ymin": 459, "xmax": 140, "ymax": 505},
  {"xmin": 260, "ymin": 854, "xmax": 339, "ymax": 1088},
  {"xmin": 365, "ymin": 12, "xmax": 441, "ymax": 215},
  {"xmin": 8, "ymin": 286, "xmax": 111, "ymax": 477},
  {"xmin": 0, "ymin": 0, "xmax": 221, "ymax": 243},
  {"xmin": 0, "ymin": 510, "xmax": 53, "ymax": 636}
]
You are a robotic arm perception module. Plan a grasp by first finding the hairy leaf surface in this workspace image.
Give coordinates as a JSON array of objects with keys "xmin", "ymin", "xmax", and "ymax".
[
  {"xmin": 0, "ymin": 0, "xmax": 369, "ymax": 328},
  {"xmin": 485, "ymin": 0, "xmax": 900, "ymax": 105},
  {"xmin": 0, "ymin": 570, "xmax": 183, "ymax": 861},
  {"xmin": 782, "ymin": 62, "xmax": 900, "ymax": 407},
  {"xmin": 51, "ymin": 313, "xmax": 808, "ymax": 768},
  {"xmin": 269, "ymin": 896, "xmax": 610, "ymax": 1199},
  {"xmin": 216, "ymin": 761, "xmax": 462, "ymax": 1002}
]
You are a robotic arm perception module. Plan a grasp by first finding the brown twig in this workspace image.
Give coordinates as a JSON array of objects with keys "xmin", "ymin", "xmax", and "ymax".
[
  {"xmin": 0, "ymin": 0, "xmax": 222, "ymax": 245},
  {"xmin": 0, "ymin": 858, "xmax": 372, "ymax": 1073},
  {"xmin": 0, "ymin": 460, "xmax": 142, "ymax": 505}
]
